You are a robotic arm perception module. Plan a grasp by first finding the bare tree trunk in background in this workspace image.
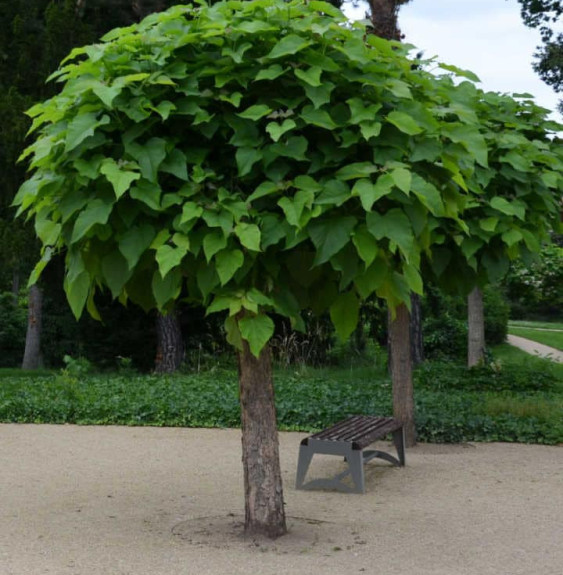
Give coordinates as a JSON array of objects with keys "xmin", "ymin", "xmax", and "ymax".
[
  {"xmin": 410, "ymin": 293, "xmax": 424, "ymax": 366},
  {"xmin": 154, "ymin": 310, "xmax": 184, "ymax": 373},
  {"xmin": 388, "ymin": 304, "xmax": 416, "ymax": 446},
  {"xmin": 366, "ymin": 0, "xmax": 404, "ymax": 40},
  {"xmin": 467, "ymin": 287, "xmax": 485, "ymax": 367},
  {"xmin": 238, "ymin": 340, "xmax": 286, "ymax": 538},
  {"xmin": 22, "ymin": 284, "xmax": 43, "ymax": 370}
]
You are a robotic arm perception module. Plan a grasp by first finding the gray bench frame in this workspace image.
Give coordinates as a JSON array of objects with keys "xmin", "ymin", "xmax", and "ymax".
[{"xmin": 295, "ymin": 415, "xmax": 405, "ymax": 494}]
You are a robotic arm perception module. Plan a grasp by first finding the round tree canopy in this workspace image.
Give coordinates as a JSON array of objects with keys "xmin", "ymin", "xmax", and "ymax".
[{"xmin": 14, "ymin": 0, "xmax": 563, "ymax": 355}]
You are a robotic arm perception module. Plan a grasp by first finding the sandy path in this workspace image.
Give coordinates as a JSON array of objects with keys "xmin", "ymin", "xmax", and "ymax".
[
  {"xmin": 1, "ymin": 424, "xmax": 562, "ymax": 575},
  {"xmin": 507, "ymin": 334, "xmax": 563, "ymax": 362}
]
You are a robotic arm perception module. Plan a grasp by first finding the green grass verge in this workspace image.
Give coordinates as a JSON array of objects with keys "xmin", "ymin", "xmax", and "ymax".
[
  {"xmin": 509, "ymin": 320, "xmax": 563, "ymax": 330},
  {"xmin": 508, "ymin": 326, "xmax": 563, "ymax": 351},
  {"xmin": 0, "ymin": 346, "xmax": 561, "ymax": 445}
]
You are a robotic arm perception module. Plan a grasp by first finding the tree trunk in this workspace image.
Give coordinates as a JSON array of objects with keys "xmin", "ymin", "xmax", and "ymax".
[
  {"xmin": 367, "ymin": 0, "xmax": 403, "ymax": 40},
  {"xmin": 154, "ymin": 310, "xmax": 184, "ymax": 373},
  {"xmin": 467, "ymin": 287, "xmax": 485, "ymax": 367},
  {"xmin": 238, "ymin": 340, "xmax": 286, "ymax": 539},
  {"xmin": 388, "ymin": 303, "xmax": 416, "ymax": 447},
  {"xmin": 22, "ymin": 284, "xmax": 43, "ymax": 370},
  {"xmin": 410, "ymin": 293, "xmax": 424, "ymax": 366}
]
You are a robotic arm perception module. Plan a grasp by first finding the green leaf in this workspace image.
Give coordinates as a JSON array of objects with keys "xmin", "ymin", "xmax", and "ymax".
[
  {"xmin": 278, "ymin": 190, "xmax": 314, "ymax": 228},
  {"xmin": 237, "ymin": 105, "xmax": 272, "ymax": 121},
  {"xmin": 300, "ymin": 106, "xmax": 337, "ymax": 130},
  {"xmin": 316, "ymin": 179, "xmax": 350, "ymax": 206},
  {"xmin": 255, "ymin": 64, "xmax": 286, "ymax": 81},
  {"xmin": 224, "ymin": 315, "xmax": 243, "ymax": 351},
  {"xmin": 130, "ymin": 180, "xmax": 161, "ymax": 210},
  {"xmin": 403, "ymin": 264, "xmax": 423, "ymax": 295},
  {"xmin": 100, "ymin": 159, "xmax": 141, "ymax": 199},
  {"xmin": 387, "ymin": 111, "xmax": 423, "ymax": 135},
  {"xmin": 304, "ymin": 82, "xmax": 335, "ymax": 109},
  {"xmin": 355, "ymin": 259, "xmax": 388, "ymax": 298},
  {"xmin": 216, "ymin": 249, "xmax": 244, "ymax": 285},
  {"xmin": 352, "ymin": 226, "xmax": 378, "ymax": 267},
  {"xmin": 444, "ymin": 125, "xmax": 488, "ymax": 167},
  {"xmin": 239, "ymin": 314, "xmax": 275, "ymax": 357},
  {"xmin": 152, "ymin": 268, "xmax": 182, "ymax": 309},
  {"xmin": 203, "ymin": 230, "xmax": 228, "ymax": 262},
  {"xmin": 126, "ymin": 137, "xmax": 167, "ymax": 182},
  {"xmin": 71, "ymin": 199, "xmax": 113, "ymax": 243},
  {"xmin": 360, "ymin": 121, "xmax": 382, "ymax": 140},
  {"xmin": 235, "ymin": 222, "xmax": 261, "ymax": 251},
  {"xmin": 247, "ymin": 181, "xmax": 279, "ymax": 202},
  {"xmin": 65, "ymin": 270, "xmax": 90, "ymax": 320},
  {"xmin": 160, "ymin": 149, "xmax": 188, "ymax": 180},
  {"xmin": 266, "ymin": 34, "xmax": 313, "ymax": 60},
  {"xmin": 294, "ymin": 66, "xmax": 323, "ymax": 87},
  {"xmin": 367, "ymin": 209, "xmax": 414, "ymax": 259},
  {"xmin": 236, "ymin": 147, "xmax": 263, "ymax": 176},
  {"xmin": 270, "ymin": 136, "xmax": 308, "ymax": 161},
  {"xmin": 102, "ymin": 251, "xmax": 132, "ymax": 299},
  {"xmin": 118, "ymin": 224, "xmax": 155, "ymax": 270},
  {"xmin": 65, "ymin": 113, "xmax": 110, "ymax": 152},
  {"xmin": 391, "ymin": 168, "xmax": 412, "ymax": 194},
  {"xmin": 155, "ymin": 244, "xmax": 185, "ymax": 278},
  {"xmin": 266, "ymin": 119, "xmax": 296, "ymax": 142},
  {"xmin": 411, "ymin": 174, "xmax": 445, "ymax": 216},
  {"xmin": 335, "ymin": 162, "xmax": 378, "ymax": 181},
  {"xmin": 490, "ymin": 197, "xmax": 526, "ymax": 221},
  {"xmin": 480, "ymin": 217, "xmax": 498, "ymax": 232},
  {"xmin": 330, "ymin": 291, "xmax": 359, "ymax": 342},
  {"xmin": 352, "ymin": 176, "xmax": 393, "ymax": 211},
  {"xmin": 309, "ymin": 216, "xmax": 357, "ymax": 265}
]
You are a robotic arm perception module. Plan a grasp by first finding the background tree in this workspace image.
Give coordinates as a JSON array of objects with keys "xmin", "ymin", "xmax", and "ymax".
[{"xmin": 516, "ymin": 0, "xmax": 563, "ymax": 112}]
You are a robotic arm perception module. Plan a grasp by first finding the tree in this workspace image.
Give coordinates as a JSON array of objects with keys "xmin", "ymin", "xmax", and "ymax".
[
  {"xmin": 516, "ymin": 0, "xmax": 563, "ymax": 112},
  {"xmin": 154, "ymin": 309, "xmax": 184, "ymax": 373},
  {"xmin": 21, "ymin": 284, "xmax": 43, "ymax": 369},
  {"xmin": 14, "ymin": 0, "xmax": 561, "ymax": 537},
  {"xmin": 367, "ymin": 0, "xmax": 417, "ymax": 445}
]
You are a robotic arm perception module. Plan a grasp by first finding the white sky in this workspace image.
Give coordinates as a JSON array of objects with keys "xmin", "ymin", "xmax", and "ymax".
[{"xmin": 343, "ymin": 0, "xmax": 562, "ymax": 122}]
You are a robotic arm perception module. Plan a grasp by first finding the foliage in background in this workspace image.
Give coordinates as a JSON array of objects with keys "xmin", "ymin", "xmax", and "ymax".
[
  {"xmin": 504, "ymin": 244, "xmax": 563, "ymax": 320},
  {"xmin": 0, "ymin": 346, "xmax": 561, "ymax": 444},
  {"xmin": 0, "ymin": 292, "xmax": 26, "ymax": 367},
  {"xmin": 421, "ymin": 284, "xmax": 510, "ymax": 361},
  {"xmin": 516, "ymin": 0, "xmax": 563, "ymax": 112}
]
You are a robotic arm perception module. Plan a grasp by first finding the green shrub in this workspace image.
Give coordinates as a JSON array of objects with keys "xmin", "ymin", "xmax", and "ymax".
[
  {"xmin": 415, "ymin": 360, "xmax": 558, "ymax": 393},
  {"xmin": 0, "ymin": 292, "xmax": 26, "ymax": 367},
  {"xmin": 484, "ymin": 285, "xmax": 510, "ymax": 345},
  {"xmin": 422, "ymin": 314, "xmax": 467, "ymax": 361}
]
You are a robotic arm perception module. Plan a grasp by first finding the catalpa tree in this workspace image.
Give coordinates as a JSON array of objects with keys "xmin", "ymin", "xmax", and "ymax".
[{"xmin": 14, "ymin": 0, "xmax": 562, "ymax": 537}]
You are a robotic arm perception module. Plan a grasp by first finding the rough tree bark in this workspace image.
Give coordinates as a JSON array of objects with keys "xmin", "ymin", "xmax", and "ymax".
[
  {"xmin": 388, "ymin": 303, "xmax": 416, "ymax": 446},
  {"xmin": 366, "ymin": 0, "xmax": 403, "ymax": 40},
  {"xmin": 238, "ymin": 339, "xmax": 286, "ymax": 538},
  {"xmin": 467, "ymin": 287, "xmax": 485, "ymax": 367},
  {"xmin": 154, "ymin": 310, "xmax": 184, "ymax": 373},
  {"xmin": 21, "ymin": 284, "xmax": 43, "ymax": 370},
  {"xmin": 410, "ymin": 293, "xmax": 424, "ymax": 366}
]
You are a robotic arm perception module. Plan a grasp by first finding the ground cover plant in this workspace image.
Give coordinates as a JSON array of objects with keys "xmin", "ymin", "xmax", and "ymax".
[
  {"xmin": 508, "ymin": 326, "xmax": 563, "ymax": 351},
  {"xmin": 1, "ymin": 344, "xmax": 561, "ymax": 445}
]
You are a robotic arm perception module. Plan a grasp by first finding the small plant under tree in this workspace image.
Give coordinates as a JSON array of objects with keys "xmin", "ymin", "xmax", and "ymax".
[{"xmin": 14, "ymin": 0, "xmax": 562, "ymax": 537}]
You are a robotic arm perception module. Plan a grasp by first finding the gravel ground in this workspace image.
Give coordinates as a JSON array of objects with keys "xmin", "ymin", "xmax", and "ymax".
[{"xmin": 1, "ymin": 424, "xmax": 562, "ymax": 575}]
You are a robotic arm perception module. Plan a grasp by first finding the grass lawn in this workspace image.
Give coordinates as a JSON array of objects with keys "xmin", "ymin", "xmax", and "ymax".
[
  {"xmin": 0, "ymin": 344, "xmax": 561, "ymax": 445},
  {"xmin": 509, "ymin": 320, "xmax": 563, "ymax": 330},
  {"xmin": 508, "ymin": 326, "xmax": 563, "ymax": 351}
]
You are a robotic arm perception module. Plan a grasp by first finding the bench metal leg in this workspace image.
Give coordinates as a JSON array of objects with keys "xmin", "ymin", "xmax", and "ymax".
[
  {"xmin": 392, "ymin": 427, "xmax": 406, "ymax": 466},
  {"xmin": 347, "ymin": 449, "xmax": 365, "ymax": 494},
  {"xmin": 295, "ymin": 444, "xmax": 314, "ymax": 490}
]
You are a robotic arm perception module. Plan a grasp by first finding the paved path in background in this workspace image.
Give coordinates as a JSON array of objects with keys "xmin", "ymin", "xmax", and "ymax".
[{"xmin": 506, "ymin": 334, "xmax": 563, "ymax": 363}]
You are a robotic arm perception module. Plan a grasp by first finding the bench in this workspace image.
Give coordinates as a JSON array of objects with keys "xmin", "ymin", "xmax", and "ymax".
[{"xmin": 295, "ymin": 415, "xmax": 405, "ymax": 494}]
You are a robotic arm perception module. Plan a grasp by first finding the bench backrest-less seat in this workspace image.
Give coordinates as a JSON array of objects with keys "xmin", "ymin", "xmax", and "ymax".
[{"xmin": 295, "ymin": 415, "xmax": 405, "ymax": 494}]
